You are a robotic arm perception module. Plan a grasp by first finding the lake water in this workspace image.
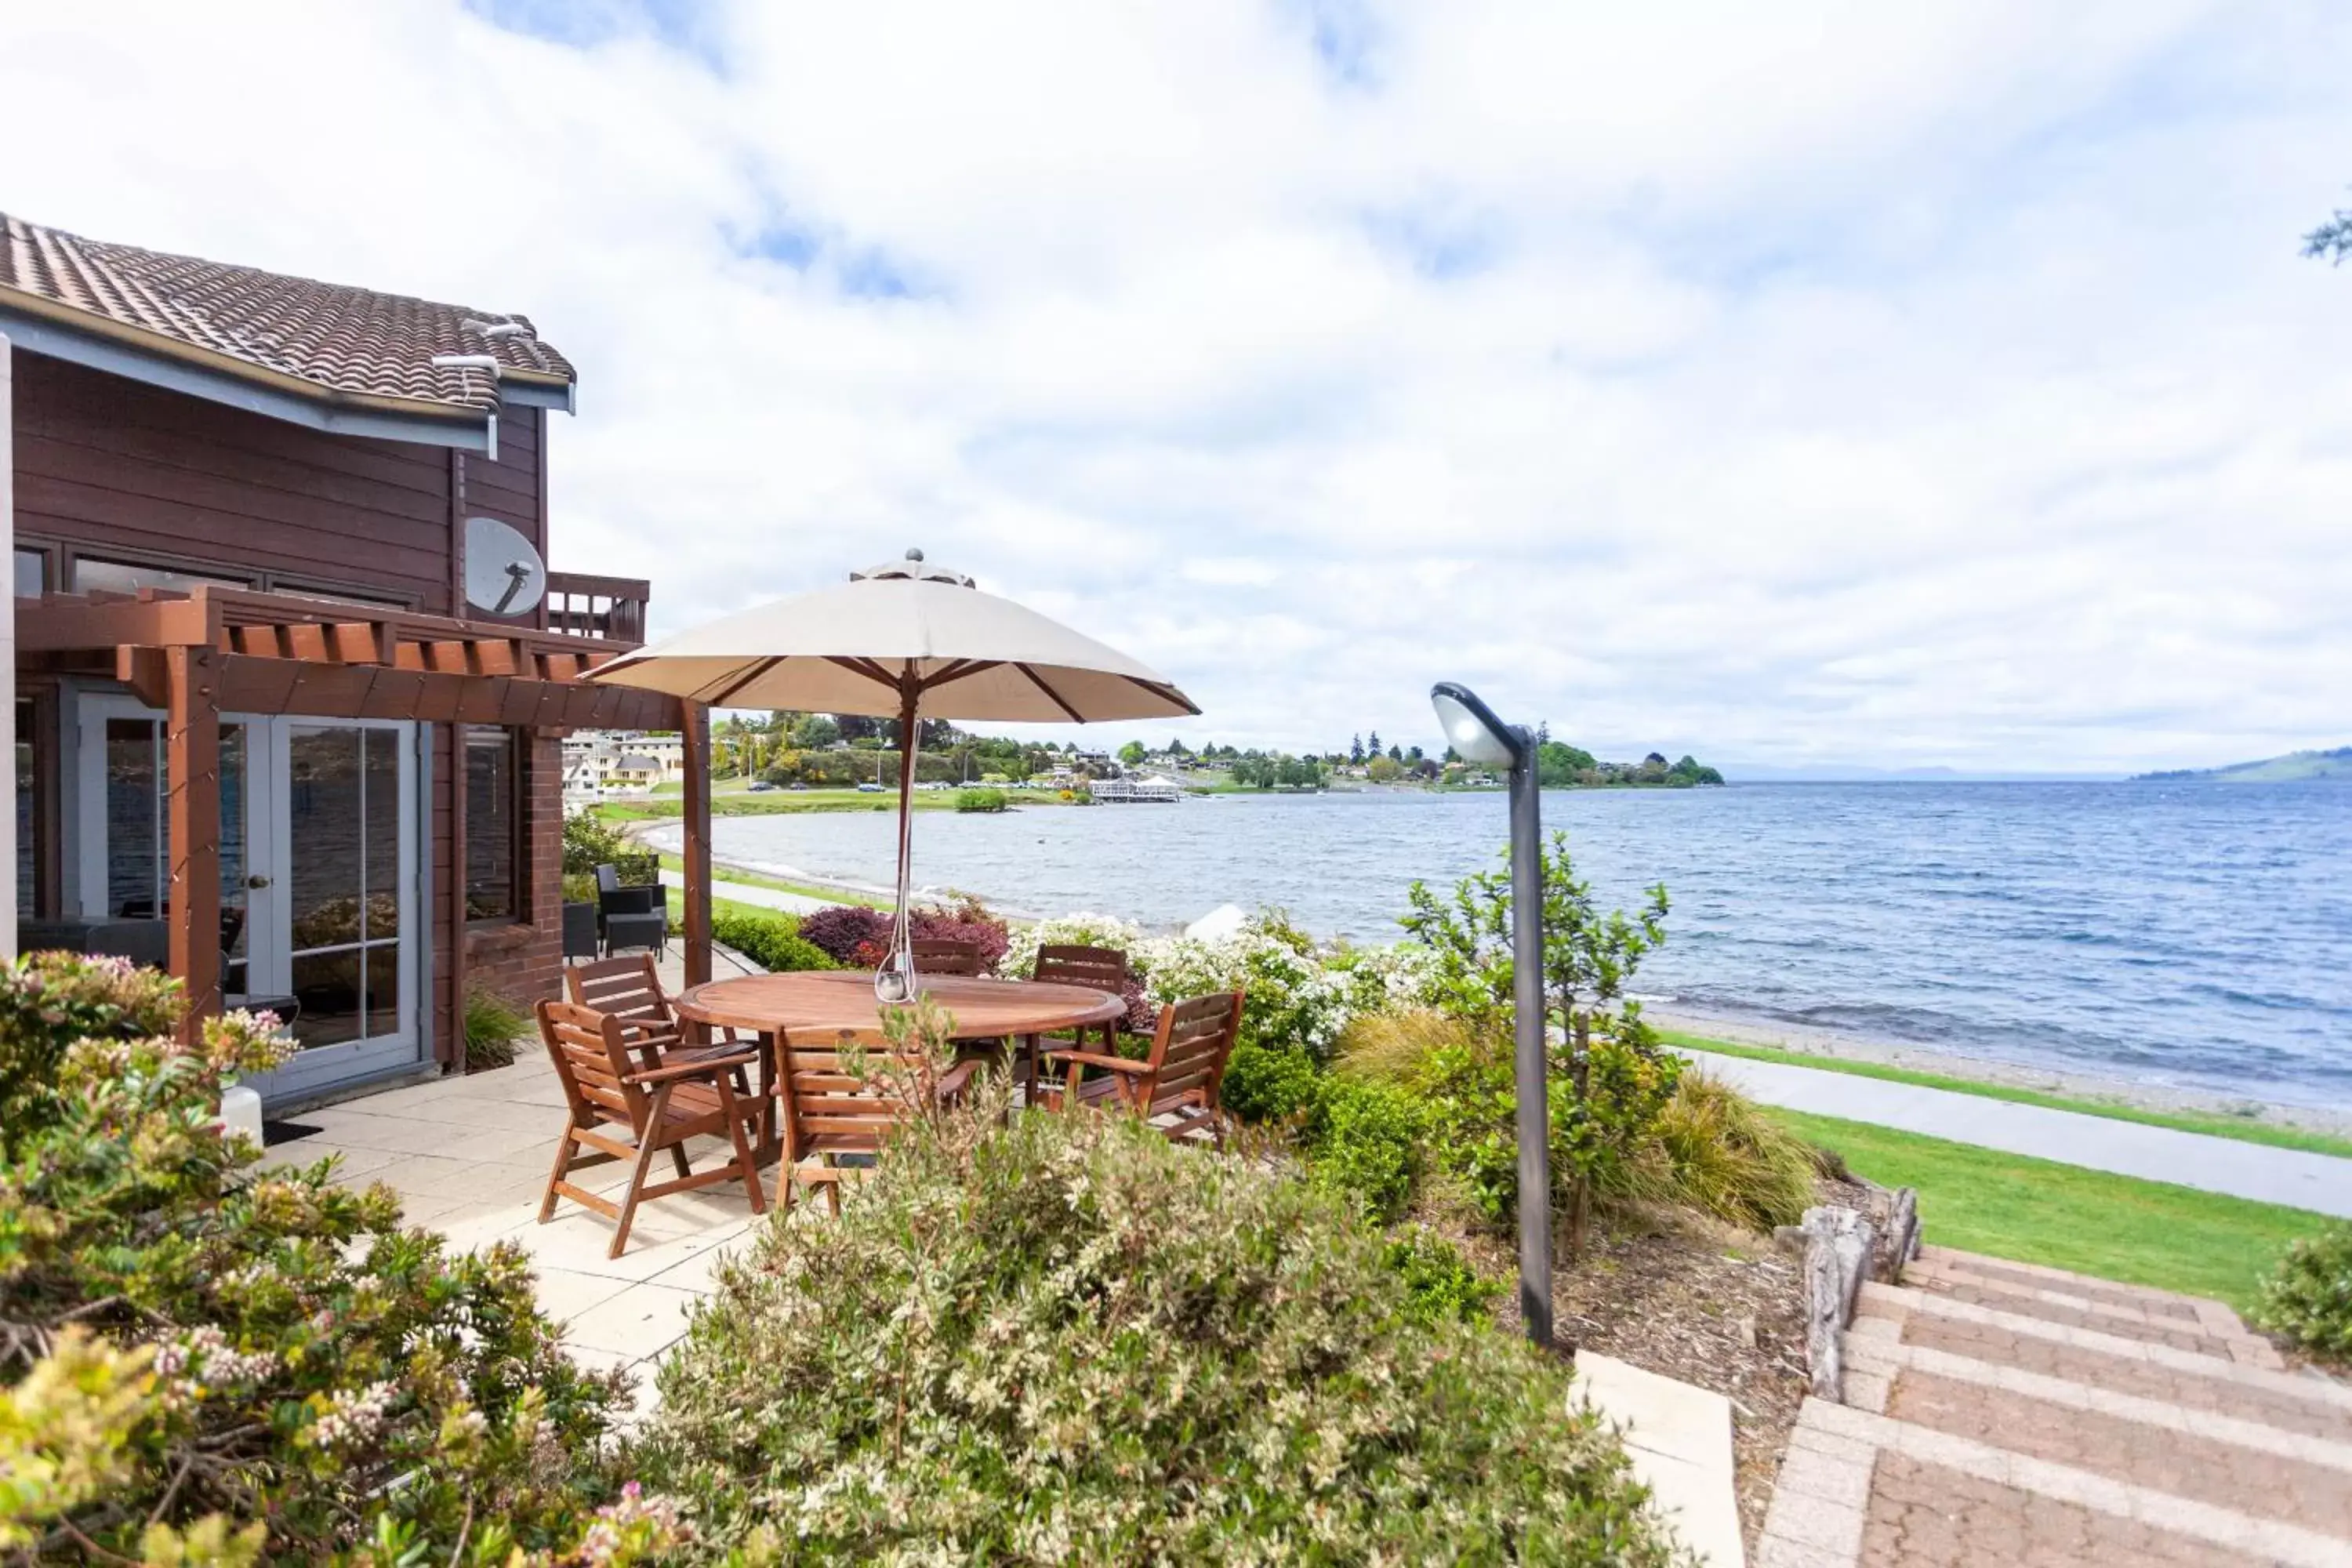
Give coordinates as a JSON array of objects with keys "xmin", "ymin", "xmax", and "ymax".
[{"xmin": 660, "ymin": 784, "xmax": 2352, "ymax": 1111}]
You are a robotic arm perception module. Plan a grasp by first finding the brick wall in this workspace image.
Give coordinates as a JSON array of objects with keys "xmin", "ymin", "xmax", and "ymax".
[{"xmin": 459, "ymin": 730, "xmax": 567, "ymax": 1049}]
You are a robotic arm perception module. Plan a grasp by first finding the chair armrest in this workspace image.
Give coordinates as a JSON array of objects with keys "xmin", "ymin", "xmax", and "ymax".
[
  {"xmin": 935, "ymin": 1059, "xmax": 982, "ymax": 1100},
  {"xmin": 1042, "ymin": 1049, "xmax": 1148, "ymax": 1073},
  {"xmin": 626, "ymin": 1050, "xmax": 759, "ymax": 1086}
]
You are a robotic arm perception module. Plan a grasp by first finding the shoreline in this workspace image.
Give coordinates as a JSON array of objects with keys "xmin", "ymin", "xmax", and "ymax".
[{"xmin": 623, "ymin": 815, "xmax": 2352, "ymax": 1137}]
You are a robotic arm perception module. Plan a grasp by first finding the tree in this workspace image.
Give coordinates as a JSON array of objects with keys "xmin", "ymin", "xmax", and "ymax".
[
  {"xmin": 1365, "ymin": 730, "xmax": 1381, "ymax": 758},
  {"xmin": 1367, "ymin": 754, "xmax": 1403, "ymax": 783},
  {"xmin": 1118, "ymin": 740, "xmax": 1148, "ymax": 768},
  {"xmin": 2306, "ymin": 202, "xmax": 2352, "ymax": 265},
  {"xmin": 1401, "ymin": 833, "xmax": 1675, "ymax": 1255},
  {"xmin": 1534, "ymin": 740, "xmax": 1598, "ymax": 789},
  {"xmin": 1350, "ymin": 734, "xmax": 1366, "ymax": 765}
]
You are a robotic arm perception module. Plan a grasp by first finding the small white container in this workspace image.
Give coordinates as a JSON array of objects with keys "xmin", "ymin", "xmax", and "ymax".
[{"xmin": 220, "ymin": 1083, "xmax": 265, "ymax": 1148}]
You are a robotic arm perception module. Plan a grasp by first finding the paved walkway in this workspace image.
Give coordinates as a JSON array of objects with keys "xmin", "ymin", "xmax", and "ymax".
[
  {"xmin": 1759, "ymin": 1245, "xmax": 2352, "ymax": 1566},
  {"xmin": 1682, "ymin": 1049, "xmax": 2352, "ymax": 1218}
]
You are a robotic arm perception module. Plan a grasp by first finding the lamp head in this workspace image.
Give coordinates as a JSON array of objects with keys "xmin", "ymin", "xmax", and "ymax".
[{"xmin": 1429, "ymin": 681, "xmax": 1527, "ymax": 768}]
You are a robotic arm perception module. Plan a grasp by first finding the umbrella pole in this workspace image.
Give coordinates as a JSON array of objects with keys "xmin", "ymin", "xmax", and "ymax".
[{"xmin": 877, "ymin": 681, "xmax": 923, "ymax": 1004}]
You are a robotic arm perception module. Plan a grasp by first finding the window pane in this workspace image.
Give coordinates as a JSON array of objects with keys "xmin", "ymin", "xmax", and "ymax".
[
  {"xmin": 16, "ymin": 699, "xmax": 35, "ymax": 915},
  {"xmin": 104, "ymin": 719, "xmax": 162, "ymax": 919},
  {"xmin": 14, "ymin": 549, "xmax": 45, "ymax": 597},
  {"xmin": 361, "ymin": 941, "xmax": 401, "ymax": 1041},
  {"xmin": 291, "ymin": 949, "xmax": 363, "ymax": 1050},
  {"xmin": 72, "ymin": 557, "xmax": 251, "ymax": 597},
  {"xmin": 363, "ymin": 728, "xmax": 400, "ymax": 944},
  {"xmin": 464, "ymin": 728, "xmax": 518, "ymax": 922}
]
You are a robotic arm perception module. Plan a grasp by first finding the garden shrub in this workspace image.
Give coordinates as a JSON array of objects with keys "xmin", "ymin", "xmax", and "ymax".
[
  {"xmin": 560, "ymin": 808, "xmax": 631, "ymax": 875},
  {"xmin": 1383, "ymin": 1225, "xmax": 1504, "ymax": 1325},
  {"xmin": 953, "ymin": 786, "xmax": 1008, "ymax": 812},
  {"xmin": 1219, "ymin": 1040, "xmax": 1324, "ymax": 1123},
  {"xmin": 0, "ymin": 953, "xmax": 642, "ymax": 1561},
  {"xmin": 2253, "ymin": 1221, "xmax": 2352, "ymax": 1359},
  {"xmin": 640, "ymin": 1085, "xmax": 1672, "ymax": 1565},
  {"xmin": 797, "ymin": 896, "xmax": 1012, "ymax": 973},
  {"xmin": 462, "ymin": 985, "xmax": 532, "ymax": 1070},
  {"xmin": 1306, "ymin": 1075, "xmax": 1428, "ymax": 1224},
  {"xmin": 712, "ymin": 909, "xmax": 838, "ymax": 975}
]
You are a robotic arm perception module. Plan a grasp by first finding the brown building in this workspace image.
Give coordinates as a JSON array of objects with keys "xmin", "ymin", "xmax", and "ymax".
[{"xmin": 2, "ymin": 211, "xmax": 684, "ymax": 1105}]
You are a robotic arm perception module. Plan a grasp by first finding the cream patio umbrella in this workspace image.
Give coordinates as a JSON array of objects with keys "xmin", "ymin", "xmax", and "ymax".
[{"xmin": 586, "ymin": 549, "xmax": 1199, "ymax": 1000}]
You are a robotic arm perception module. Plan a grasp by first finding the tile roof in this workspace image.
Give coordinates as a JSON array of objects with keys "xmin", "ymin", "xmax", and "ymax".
[{"xmin": 0, "ymin": 211, "xmax": 574, "ymax": 416}]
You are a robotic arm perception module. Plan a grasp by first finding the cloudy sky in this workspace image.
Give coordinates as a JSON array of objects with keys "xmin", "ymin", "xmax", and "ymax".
[{"xmin": 4, "ymin": 1, "xmax": 2347, "ymax": 772}]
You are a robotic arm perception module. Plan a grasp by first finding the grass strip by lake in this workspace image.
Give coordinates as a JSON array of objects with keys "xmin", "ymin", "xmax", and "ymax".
[
  {"xmin": 1766, "ymin": 1107, "xmax": 2318, "ymax": 1309},
  {"xmin": 1663, "ymin": 1029, "xmax": 2352, "ymax": 1161},
  {"xmin": 652, "ymin": 851, "xmax": 892, "ymax": 912}
]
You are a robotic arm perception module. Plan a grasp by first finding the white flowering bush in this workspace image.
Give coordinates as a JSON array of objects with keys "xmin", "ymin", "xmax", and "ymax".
[
  {"xmin": 641, "ymin": 1092, "xmax": 1674, "ymax": 1564},
  {"xmin": 1009, "ymin": 909, "xmax": 1428, "ymax": 1063}
]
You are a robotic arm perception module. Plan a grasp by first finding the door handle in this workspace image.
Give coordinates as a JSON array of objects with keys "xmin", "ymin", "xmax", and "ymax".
[{"xmin": 246, "ymin": 874, "xmax": 271, "ymax": 890}]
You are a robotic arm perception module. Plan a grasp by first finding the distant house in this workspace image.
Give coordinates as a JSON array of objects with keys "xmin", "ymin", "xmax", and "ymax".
[
  {"xmin": 561, "ymin": 730, "xmax": 686, "ymax": 801},
  {"xmin": 2, "ymin": 210, "xmax": 673, "ymax": 1104}
]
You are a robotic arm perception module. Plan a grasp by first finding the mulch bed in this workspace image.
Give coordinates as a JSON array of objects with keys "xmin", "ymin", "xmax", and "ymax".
[{"xmin": 1457, "ymin": 1187, "xmax": 1848, "ymax": 1555}]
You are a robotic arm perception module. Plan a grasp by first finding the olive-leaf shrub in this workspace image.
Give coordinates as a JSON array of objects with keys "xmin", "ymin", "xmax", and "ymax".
[
  {"xmin": 0, "ymin": 952, "xmax": 664, "ymax": 1564},
  {"xmin": 641, "ymin": 1089, "xmax": 1675, "ymax": 1565},
  {"xmin": 2253, "ymin": 1222, "xmax": 2352, "ymax": 1360}
]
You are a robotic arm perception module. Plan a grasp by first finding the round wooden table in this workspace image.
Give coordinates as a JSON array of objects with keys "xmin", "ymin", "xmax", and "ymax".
[{"xmin": 673, "ymin": 971, "xmax": 1127, "ymax": 1161}]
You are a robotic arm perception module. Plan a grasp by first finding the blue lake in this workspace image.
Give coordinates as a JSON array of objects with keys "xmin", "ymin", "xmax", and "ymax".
[{"xmin": 681, "ymin": 783, "xmax": 2352, "ymax": 1111}]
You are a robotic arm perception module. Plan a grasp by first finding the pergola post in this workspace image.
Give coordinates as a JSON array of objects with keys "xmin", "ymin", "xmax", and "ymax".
[
  {"xmin": 682, "ymin": 702, "xmax": 712, "ymax": 988},
  {"xmin": 165, "ymin": 643, "xmax": 222, "ymax": 1040}
]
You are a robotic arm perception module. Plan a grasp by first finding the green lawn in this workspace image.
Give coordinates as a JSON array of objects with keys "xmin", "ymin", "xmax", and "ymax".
[
  {"xmin": 594, "ymin": 787, "xmax": 1073, "ymax": 823},
  {"xmin": 1664, "ymin": 1030, "xmax": 2352, "ymax": 1162},
  {"xmin": 652, "ymin": 851, "xmax": 891, "ymax": 911},
  {"xmin": 1766, "ymin": 1108, "xmax": 2321, "ymax": 1309}
]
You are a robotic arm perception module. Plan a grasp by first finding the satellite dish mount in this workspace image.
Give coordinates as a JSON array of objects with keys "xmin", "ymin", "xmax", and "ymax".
[{"xmin": 463, "ymin": 516, "xmax": 547, "ymax": 619}]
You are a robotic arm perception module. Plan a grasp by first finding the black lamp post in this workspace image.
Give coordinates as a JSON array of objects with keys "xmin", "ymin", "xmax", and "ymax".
[{"xmin": 1429, "ymin": 681, "xmax": 1552, "ymax": 1350}]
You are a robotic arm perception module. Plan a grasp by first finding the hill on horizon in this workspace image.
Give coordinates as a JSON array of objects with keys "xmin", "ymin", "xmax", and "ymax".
[{"xmin": 2136, "ymin": 746, "xmax": 2352, "ymax": 782}]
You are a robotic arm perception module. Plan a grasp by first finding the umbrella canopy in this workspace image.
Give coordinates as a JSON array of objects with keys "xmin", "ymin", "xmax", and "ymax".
[
  {"xmin": 586, "ymin": 550, "xmax": 1197, "ymax": 724},
  {"xmin": 586, "ymin": 550, "xmax": 1199, "ymax": 1000}
]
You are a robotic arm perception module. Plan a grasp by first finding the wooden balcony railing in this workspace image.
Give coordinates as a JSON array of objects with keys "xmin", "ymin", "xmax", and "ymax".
[{"xmin": 545, "ymin": 572, "xmax": 649, "ymax": 647}]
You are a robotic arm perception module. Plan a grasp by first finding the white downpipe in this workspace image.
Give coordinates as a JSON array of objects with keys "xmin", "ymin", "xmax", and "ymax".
[{"xmin": 1, "ymin": 332, "xmax": 16, "ymax": 958}]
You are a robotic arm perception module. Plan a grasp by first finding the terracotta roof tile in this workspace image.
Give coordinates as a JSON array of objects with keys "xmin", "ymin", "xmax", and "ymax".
[{"xmin": 0, "ymin": 211, "xmax": 574, "ymax": 415}]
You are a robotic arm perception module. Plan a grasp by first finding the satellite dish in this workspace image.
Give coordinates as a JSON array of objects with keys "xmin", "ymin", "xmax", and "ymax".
[{"xmin": 463, "ymin": 516, "xmax": 546, "ymax": 618}]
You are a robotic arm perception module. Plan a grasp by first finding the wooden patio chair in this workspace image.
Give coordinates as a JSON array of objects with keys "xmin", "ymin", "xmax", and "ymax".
[
  {"xmin": 777, "ymin": 1027, "xmax": 980, "ymax": 1214},
  {"xmin": 534, "ymin": 999, "xmax": 766, "ymax": 1257},
  {"xmin": 564, "ymin": 952, "xmax": 684, "ymax": 1062},
  {"xmin": 1022, "ymin": 943, "xmax": 1130, "ymax": 1098},
  {"xmin": 1040, "ymin": 990, "xmax": 1245, "ymax": 1147},
  {"xmin": 911, "ymin": 936, "xmax": 986, "ymax": 976}
]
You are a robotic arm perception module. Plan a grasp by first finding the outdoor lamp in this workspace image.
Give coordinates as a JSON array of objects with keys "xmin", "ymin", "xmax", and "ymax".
[{"xmin": 1428, "ymin": 681, "xmax": 1555, "ymax": 1352}]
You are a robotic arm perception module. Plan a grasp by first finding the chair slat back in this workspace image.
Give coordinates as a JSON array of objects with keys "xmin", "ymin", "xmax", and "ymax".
[
  {"xmin": 565, "ymin": 953, "xmax": 675, "ymax": 1041},
  {"xmin": 1033, "ymin": 944, "xmax": 1128, "ymax": 993},
  {"xmin": 536, "ymin": 1000, "xmax": 644, "ymax": 1128},
  {"xmin": 912, "ymin": 937, "xmax": 985, "ymax": 977},
  {"xmin": 1140, "ymin": 991, "xmax": 1245, "ymax": 1116},
  {"xmin": 780, "ymin": 1029, "xmax": 934, "ymax": 1155}
]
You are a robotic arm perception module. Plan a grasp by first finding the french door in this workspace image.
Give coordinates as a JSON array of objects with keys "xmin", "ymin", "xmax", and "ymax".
[{"xmin": 79, "ymin": 701, "xmax": 421, "ymax": 1096}]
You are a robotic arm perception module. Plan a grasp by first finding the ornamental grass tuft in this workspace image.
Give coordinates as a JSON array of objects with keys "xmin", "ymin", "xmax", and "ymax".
[{"xmin": 641, "ymin": 1086, "xmax": 1676, "ymax": 1565}]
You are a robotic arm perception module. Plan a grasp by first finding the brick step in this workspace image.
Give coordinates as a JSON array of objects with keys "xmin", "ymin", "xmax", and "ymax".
[
  {"xmin": 1884, "ymin": 1263, "xmax": 2281, "ymax": 1367},
  {"xmin": 1759, "ymin": 1398, "xmax": 2349, "ymax": 1567},
  {"xmin": 1849, "ymin": 1283, "xmax": 2352, "ymax": 1442},
  {"xmin": 1911, "ymin": 1247, "xmax": 2251, "ymax": 1336}
]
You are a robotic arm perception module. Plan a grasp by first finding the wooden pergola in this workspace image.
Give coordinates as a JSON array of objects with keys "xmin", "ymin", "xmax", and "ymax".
[{"xmin": 17, "ymin": 584, "xmax": 717, "ymax": 1041}]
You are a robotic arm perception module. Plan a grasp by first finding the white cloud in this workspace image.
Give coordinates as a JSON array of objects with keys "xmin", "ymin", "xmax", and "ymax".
[{"xmin": 3, "ymin": 0, "xmax": 2347, "ymax": 770}]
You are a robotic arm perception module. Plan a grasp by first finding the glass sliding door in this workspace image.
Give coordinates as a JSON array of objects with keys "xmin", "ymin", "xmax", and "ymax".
[
  {"xmin": 78, "ymin": 702, "xmax": 420, "ymax": 1097},
  {"xmin": 285, "ymin": 725, "xmax": 409, "ymax": 1052}
]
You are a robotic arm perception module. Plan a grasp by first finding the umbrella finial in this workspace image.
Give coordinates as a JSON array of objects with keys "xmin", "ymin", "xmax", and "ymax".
[{"xmin": 851, "ymin": 550, "xmax": 976, "ymax": 589}]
